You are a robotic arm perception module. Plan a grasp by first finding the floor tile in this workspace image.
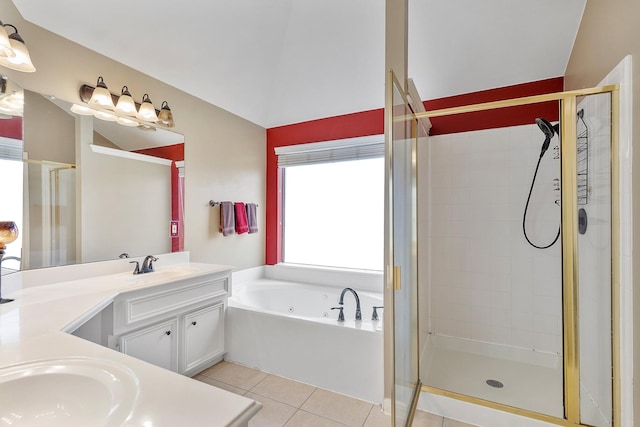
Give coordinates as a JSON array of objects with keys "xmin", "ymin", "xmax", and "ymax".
[
  {"xmin": 245, "ymin": 392, "xmax": 297, "ymax": 427},
  {"xmin": 413, "ymin": 410, "xmax": 444, "ymax": 426},
  {"xmin": 443, "ymin": 418, "xmax": 478, "ymax": 427},
  {"xmin": 197, "ymin": 360, "xmax": 228, "ymax": 377},
  {"xmin": 206, "ymin": 362, "xmax": 268, "ymax": 390},
  {"xmin": 250, "ymin": 374, "xmax": 316, "ymax": 408},
  {"xmin": 301, "ymin": 388, "xmax": 373, "ymax": 427},
  {"xmin": 284, "ymin": 410, "xmax": 349, "ymax": 427},
  {"xmin": 194, "ymin": 374, "xmax": 247, "ymax": 395},
  {"xmin": 363, "ymin": 405, "xmax": 391, "ymax": 427}
]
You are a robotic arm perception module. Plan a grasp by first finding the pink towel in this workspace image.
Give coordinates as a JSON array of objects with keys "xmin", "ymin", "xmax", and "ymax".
[
  {"xmin": 218, "ymin": 201, "xmax": 235, "ymax": 236},
  {"xmin": 246, "ymin": 203, "xmax": 258, "ymax": 234},
  {"xmin": 234, "ymin": 202, "xmax": 249, "ymax": 234}
]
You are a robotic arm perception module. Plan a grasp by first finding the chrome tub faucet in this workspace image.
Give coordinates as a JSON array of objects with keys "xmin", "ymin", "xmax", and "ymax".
[{"xmin": 339, "ymin": 287, "xmax": 361, "ymax": 321}]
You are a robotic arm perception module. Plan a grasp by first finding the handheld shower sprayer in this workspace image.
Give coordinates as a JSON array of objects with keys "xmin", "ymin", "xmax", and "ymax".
[{"xmin": 535, "ymin": 117, "xmax": 559, "ymax": 158}]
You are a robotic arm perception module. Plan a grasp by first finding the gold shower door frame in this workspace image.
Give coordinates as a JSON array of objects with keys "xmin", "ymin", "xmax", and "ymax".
[
  {"xmin": 401, "ymin": 85, "xmax": 620, "ymax": 427},
  {"xmin": 387, "ymin": 70, "xmax": 422, "ymax": 427}
]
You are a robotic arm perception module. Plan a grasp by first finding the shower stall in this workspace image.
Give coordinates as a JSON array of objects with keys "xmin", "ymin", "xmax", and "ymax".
[{"xmin": 387, "ymin": 69, "xmax": 624, "ymax": 427}]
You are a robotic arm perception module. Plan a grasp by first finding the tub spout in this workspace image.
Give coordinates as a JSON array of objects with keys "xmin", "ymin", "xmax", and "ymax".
[{"xmin": 339, "ymin": 287, "xmax": 361, "ymax": 321}]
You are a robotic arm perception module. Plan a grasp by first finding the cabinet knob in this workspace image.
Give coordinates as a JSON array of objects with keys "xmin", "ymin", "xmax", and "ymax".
[
  {"xmin": 191, "ymin": 321, "xmax": 197, "ymax": 326},
  {"xmin": 165, "ymin": 330, "xmax": 172, "ymax": 336}
]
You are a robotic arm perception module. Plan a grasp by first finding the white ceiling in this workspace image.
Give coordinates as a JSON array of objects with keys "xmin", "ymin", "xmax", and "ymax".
[{"xmin": 11, "ymin": 0, "xmax": 586, "ymax": 129}]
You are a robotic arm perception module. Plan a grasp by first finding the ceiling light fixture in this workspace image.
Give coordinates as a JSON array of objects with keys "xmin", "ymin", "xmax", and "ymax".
[
  {"xmin": 0, "ymin": 22, "xmax": 35, "ymax": 73},
  {"xmin": 72, "ymin": 77, "xmax": 175, "ymax": 129}
]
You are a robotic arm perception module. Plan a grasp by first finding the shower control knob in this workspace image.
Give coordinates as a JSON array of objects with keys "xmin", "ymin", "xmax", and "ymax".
[
  {"xmin": 331, "ymin": 306, "xmax": 345, "ymax": 322},
  {"xmin": 372, "ymin": 306, "xmax": 384, "ymax": 321}
]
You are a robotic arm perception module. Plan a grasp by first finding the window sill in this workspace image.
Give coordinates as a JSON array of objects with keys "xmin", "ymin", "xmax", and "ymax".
[{"xmin": 264, "ymin": 263, "xmax": 383, "ymax": 293}]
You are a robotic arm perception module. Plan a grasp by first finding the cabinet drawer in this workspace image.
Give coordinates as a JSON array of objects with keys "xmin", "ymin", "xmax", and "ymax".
[{"xmin": 120, "ymin": 277, "xmax": 228, "ymax": 328}]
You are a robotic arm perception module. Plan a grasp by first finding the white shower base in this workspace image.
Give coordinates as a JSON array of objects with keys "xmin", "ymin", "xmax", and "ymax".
[{"xmin": 420, "ymin": 334, "xmax": 563, "ymax": 422}]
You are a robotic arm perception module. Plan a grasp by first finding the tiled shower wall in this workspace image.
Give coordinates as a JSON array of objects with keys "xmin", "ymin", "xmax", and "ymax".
[{"xmin": 420, "ymin": 124, "xmax": 563, "ymax": 354}]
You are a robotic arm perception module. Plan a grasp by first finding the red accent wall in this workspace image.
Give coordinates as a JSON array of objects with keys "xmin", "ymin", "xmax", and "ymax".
[
  {"xmin": 265, "ymin": 77, "xmax": 563, "ymax": 265},
  {"xmin": 134, "ymin": 143, "xmax": 185, "ymax": 252},
  {"xmin": 0, "ymin": 116, "xmax": 23, "ymax": 140}
]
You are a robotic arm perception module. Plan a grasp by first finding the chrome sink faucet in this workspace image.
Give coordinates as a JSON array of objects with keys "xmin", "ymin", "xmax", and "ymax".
[
  {"xmin": 141, "ymin": 255, "xmax": 158, "ymax": 273},
  {"xmin": 339, "ymin": 287, "xmax": 361, "ymax": 321},
  {"xmin": 130, "ymin": 255, "xmax": 159, "ymax": 275}
]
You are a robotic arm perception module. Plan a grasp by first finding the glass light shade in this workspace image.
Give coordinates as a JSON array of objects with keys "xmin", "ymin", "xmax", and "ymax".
[
  {"xmin": 116, "ymin": 116, "xmax": 138, "ymax": 127},
  {"xmin": 94, "ymin": 110, "xmax": 117, "ymax": 122},
  {"xmin": 115, "ymin": 86, "xmax": 137, "ymax": 116},
  {"xmin": 0, "ymin": 221, "xmax": 18, "ymax": 249},
  {"xmin": 3, "ymin": 36, "xmax": 35, "ymax": 72},
  {"xmin": 157, "ymin": 101, "xmax": 174, "ymax": 127},
  {"xmin": 0, "ymin": 24, "xmax": 15, "ymax": 58},
  {"xmin": 88, "ymin": 77, "xmax": 115, "ymax": 109},
  {"xmin": 70, "ymin": 103, "xmax": 96, "ymax": 116},
  {"xmin": 136, "ymin": 94, "xmax": 158, "ymax": 122}
]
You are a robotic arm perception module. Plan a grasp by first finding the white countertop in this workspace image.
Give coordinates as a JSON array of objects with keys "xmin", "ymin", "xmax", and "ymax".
[{"xmin": 0, "ymin": 260, "xmax": 262, "ymax": 426}]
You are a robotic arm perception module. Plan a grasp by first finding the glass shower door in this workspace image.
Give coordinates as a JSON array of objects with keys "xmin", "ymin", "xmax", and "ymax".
[{"xmin": 388, "ymin": 71, "xmax": 420, "ymax": 427}]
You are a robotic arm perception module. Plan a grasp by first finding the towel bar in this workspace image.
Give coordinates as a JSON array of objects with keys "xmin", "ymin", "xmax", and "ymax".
[{"xmin": 209, "ymin": 200, "xmax": 258, "ymax": 207}]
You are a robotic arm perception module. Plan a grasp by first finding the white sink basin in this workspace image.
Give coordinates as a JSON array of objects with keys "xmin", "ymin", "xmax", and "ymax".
[{"xmin": 0, "ymin": 357, "xmax": 139, "ymax": 427}]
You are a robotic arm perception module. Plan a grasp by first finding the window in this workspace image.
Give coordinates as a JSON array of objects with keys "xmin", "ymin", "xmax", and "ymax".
[{"xmin": 277, "ymin": 136, "xmax": 384, "ymax": 271}]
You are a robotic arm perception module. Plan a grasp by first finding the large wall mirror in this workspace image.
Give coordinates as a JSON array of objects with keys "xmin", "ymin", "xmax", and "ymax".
[{"xmin": 0, "ymin": 76, "xmax": 185, "ymax": 271}]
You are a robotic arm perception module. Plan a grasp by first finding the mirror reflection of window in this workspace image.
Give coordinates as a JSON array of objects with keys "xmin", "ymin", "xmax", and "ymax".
[
  {"xmin": 0, "ymin": 78, "xmax": 24, "ymax": 272},
  {"xmin": 0, "ymin": 155, "xmax": 23, "ymax": 271}
]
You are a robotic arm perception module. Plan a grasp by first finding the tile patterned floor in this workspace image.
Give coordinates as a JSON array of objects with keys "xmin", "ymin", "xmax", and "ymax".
[{"xmin": 194, "ymin": 361, "xmax": 477, "ymax": 427}]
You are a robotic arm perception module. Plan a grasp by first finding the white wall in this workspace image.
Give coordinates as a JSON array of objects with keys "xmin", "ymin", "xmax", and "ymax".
[{"xmin": 420, "ymin": 124, "xmax": 563, "ymax": 355}]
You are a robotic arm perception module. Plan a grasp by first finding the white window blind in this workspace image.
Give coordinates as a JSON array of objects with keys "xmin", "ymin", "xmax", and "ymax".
[
  {"xmin": 0, "ymin": 136, "xmax": 22, "ymax": 161},
  {"xmin": 275, "ymin": 134, "xmax": 384, "ymax": 167}
]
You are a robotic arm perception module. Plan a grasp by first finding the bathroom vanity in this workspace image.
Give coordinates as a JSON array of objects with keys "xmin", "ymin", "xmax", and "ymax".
[{"xmin": 0, "ymin": 253, "xmax": 260, "ymax": 427}]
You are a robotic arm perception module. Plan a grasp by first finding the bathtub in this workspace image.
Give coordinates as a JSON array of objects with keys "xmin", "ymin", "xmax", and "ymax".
[{"xmin": 225, "ymin": 278, "xmax": 384, "ymax": 404}]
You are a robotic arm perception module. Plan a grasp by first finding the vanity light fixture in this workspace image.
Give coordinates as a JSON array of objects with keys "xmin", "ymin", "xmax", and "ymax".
[
  {"xmin": 136, "ymin": 94, "xmax": 159, "ymax": 122},
  {"xmin": 0, "ymin": 21, "xmax": 15, "ymax": 58},
  {"xmin": 0, "ymin": 22, "xmax": 35, "ymax": 73},
  {"xmin": 88, "ymin": 76, "xmax": 115, "ymax": 109},
  {"xmin": 157, "ymin": 101, "xmax": 174, "ymax": 128},
  {"xmin": 0, "ymin": 78, "xmax": 24, "ymax": 117},
  {"xmin": 72, "ymin": 78, "xmax": 175, "ymax": 129},
  {"xmin": 115, "ymin": 86, "xmax": 136, "ymax": 116}
]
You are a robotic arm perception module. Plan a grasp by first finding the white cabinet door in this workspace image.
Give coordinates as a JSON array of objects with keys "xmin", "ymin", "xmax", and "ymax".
[
  {"xmin": 183, "ymin": 302, "xmax": 224, "ymax": 374},
  {"xmin": 120, "ymin": 318, "xmax": 178, "ymax": 372}
]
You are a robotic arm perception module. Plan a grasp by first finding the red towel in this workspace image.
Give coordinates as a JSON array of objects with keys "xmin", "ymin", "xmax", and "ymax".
[{"xmin": 234, "ymin": 202, "xmax": 249, "ymax": 234}]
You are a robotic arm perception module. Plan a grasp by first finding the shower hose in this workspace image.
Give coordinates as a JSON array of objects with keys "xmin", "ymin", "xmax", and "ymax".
[{"xmin": 522, "ymin": 153, "xmax": 561, "ymax": 249}]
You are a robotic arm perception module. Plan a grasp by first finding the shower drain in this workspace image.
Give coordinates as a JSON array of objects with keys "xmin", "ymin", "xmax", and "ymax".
[{"xmin": 486, "ymin": 379, "xmax": 504, "ymax": 388}]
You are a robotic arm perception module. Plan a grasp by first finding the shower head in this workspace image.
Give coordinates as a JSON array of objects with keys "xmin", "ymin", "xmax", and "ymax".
[
  {"xmin": 536, "ymin": 118, "xmax": 556, "ymax": 139},
  {"xmin": 535, "ymin": 117, "xmax": 558, "ymax": 158}
]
